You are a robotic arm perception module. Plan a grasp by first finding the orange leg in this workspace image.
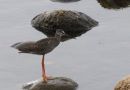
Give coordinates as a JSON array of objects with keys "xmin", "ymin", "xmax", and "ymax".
[{"xmin": 41, "ymin": 55, "xmax": 47, "ymax": 82}]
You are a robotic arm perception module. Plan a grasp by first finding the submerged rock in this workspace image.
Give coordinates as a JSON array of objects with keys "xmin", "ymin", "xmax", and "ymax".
[
  {"xmin": 31, "ymin": 10, "xmax": 98, "ymax": 41},
  {"xmin": 23, "ymin": 77, "xmax": 78, "ymax": 90},
  {"xmin": 50, "ymin": 0, "xmax": 80, "ymax": 3},
  {"xmin": 97, "ymin": 0, "xmax": 130, "ymax": 9},
  {"xmin": 114, "ymin": 75, "xmax": 130, "ymax": 90}
]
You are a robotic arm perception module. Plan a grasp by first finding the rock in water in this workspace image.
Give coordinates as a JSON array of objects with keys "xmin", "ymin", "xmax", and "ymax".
[
  {"xmin": 97, "ymin": 0, "xmax": 130, "ymax": 9},
  {"xmin": 23, "ymin": 77, "xmax": 78, "ymax": 90},
  {"xmin": 50, "ymin": 0, "xmax": 80, "ymax": 3},
  {"xmin": 114, "ymin": 75, "xmax": 130, "ymax": 90},
  {"xmin": 31, "ymin": 10, "xmax": 98, "ymax": 41}
]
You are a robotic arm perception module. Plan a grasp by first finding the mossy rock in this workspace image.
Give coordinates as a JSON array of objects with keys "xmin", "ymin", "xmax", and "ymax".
[
  {"xmin": 50, "ymin": 0, "xmax": 80, "ymax": 3},
  {"xmin": 31, "ymin": 10, "xmax": 98, "ymax": 41},
  {"xmin": 97, "ymin": 0, "xmax": 130, "ymax": 9},
  {"xmin": 23, "ymin": 77, "xmax": 78, "ymax": 90}
]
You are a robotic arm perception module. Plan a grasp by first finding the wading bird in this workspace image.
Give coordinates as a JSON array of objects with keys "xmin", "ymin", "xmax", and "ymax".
[{"xmin": 11, "ymin": 29, "xmax": 65, "ymax": 82}]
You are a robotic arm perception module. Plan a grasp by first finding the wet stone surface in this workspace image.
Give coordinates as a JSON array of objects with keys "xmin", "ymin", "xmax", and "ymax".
[
  {"xmin": 23, "ymin": 77, "xmax": 78, "ymax": 90},
  {"xmin": 50, "ymin": 0, "xmax": 80, "ymax": 3},
  {"xmin": 31, "ymin": 10, "xmax": 98, "ymax": 41},
  {"xmin": 97, "ymin": 0, "xmax": 130, "ymax": 9}
]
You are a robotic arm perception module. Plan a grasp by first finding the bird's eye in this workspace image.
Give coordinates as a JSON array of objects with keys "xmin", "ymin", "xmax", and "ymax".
[{"xmin": 62, "ymin": 31, "xmax": 65, "ymax": 34}]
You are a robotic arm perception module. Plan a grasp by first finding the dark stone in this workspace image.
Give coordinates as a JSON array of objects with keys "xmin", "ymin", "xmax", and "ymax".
[
  {"xmin": 50, "ymin": 0, "xmax": 80, "ymax": 3},
  {"xmin": 97, "ymin": 0, "xmax": 130, "ymax": 9},
  {"xmin": 23, "ymin": 77, "xmax": 78, "ymax": 90},
  {"xmin": 31, "ymin": 10, "xmax": 98, "ymax": 41}
]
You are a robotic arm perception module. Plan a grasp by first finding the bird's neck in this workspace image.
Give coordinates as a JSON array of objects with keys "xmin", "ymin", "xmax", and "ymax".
[{"xmin": 55, "ymin": 34, "xmax": 62, "ymax": 41}]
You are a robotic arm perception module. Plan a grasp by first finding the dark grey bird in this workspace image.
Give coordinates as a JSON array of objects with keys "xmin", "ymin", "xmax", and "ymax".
[
  {"xmin": 11, "ymin": 29, "xmax": 65, "ymax": 82},
  {"xmin": 31, "ymin": 10, "xmax": 98, "ymax": 41}
]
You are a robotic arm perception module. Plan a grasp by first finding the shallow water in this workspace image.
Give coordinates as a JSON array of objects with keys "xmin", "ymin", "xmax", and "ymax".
[{"xmin": 0, "ymin": 0, "xmax": 130, "ymax": 90}]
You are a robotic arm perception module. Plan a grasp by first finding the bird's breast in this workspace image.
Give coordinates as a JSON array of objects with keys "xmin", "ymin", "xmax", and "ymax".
[{"xmin": 44, "ymin": 41, "xmax": 60, "ymax": 54}]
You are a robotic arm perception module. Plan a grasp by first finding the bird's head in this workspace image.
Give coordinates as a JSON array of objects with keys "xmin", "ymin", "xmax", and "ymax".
[{"xmin": 55, "ymin": 29, "xmax": 65, "ymax": 37}]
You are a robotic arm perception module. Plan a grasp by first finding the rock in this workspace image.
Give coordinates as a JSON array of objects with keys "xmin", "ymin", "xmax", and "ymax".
[
  {"xmin": 23, "ymin": 77, "xmax": 78, "ymax": 90},
  {"xmin": 97, "ymin": 0, "xmax": 130, "ymax": 9},
  {"xmin": 50, "ymin": 0, "xmax": 80, "ymax": 3},
  {"xmin": 31, "ymin": 10, "xmax": 98, "ymax": 41},
  {"xmin": 114, "ymin": 75, "xmax": 130, "ymax": 90}
]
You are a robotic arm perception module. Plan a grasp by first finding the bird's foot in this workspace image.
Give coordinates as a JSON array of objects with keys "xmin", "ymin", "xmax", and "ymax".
[
  {"xmin": 42, "ymin": 75, "xmax": 53, "ymax": 83},
  {"xmin": 42, "ymin": 75, "xmax": 48, "ymax": 83}
]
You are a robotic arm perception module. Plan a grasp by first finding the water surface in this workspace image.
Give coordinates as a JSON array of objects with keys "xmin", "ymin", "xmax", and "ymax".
[{"xmin": 0, "ymin": 0, "xmax": 130, "ymax": 90}]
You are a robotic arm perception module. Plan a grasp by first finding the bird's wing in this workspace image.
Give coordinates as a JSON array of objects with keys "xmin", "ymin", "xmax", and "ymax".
[
  {"xmin": 36, "ymin": 37, "xmax": 56, "ymax": 45},
  {"xmin": 35, "ymin": 37, "xmax": 56, "ymax": 50}
]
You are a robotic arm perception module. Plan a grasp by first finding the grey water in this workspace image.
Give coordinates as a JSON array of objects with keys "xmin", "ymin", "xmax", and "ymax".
[{"xmin": 0, "ymin": 0, "xmax": 130, "ymax": 90}]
